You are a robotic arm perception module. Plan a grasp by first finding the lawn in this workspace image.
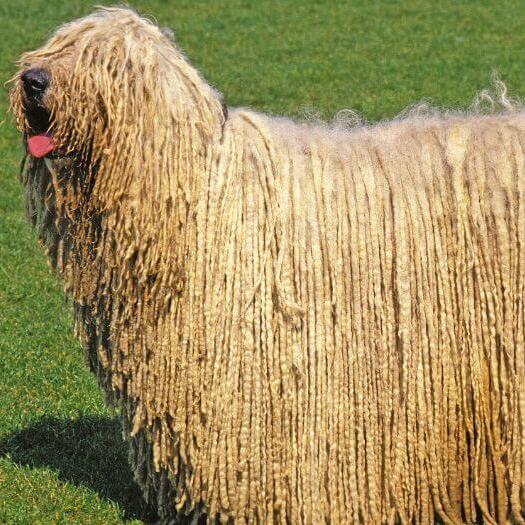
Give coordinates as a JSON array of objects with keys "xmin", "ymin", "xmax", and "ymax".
[{"xmin": 1, "ymin": 1, "xmax": 525, "ymax": 523}]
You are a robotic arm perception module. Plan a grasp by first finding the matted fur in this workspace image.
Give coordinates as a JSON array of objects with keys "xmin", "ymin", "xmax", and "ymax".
[{"xmin": 10, "ymin": 7, "xmax": 525, "ymax": 525}]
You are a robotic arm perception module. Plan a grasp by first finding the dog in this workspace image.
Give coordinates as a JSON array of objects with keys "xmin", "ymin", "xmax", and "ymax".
[{"xmin": 10, "ymin": 7, "xmax": 525, "ymax": 524}]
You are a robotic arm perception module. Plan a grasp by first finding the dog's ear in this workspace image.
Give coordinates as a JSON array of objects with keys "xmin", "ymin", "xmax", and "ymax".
[{"xmin": 161, "ymin": 27, "xmax": 175, "ymax": 41}]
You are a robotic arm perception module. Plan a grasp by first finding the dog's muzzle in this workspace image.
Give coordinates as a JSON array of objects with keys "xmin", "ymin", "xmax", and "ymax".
[
  {"xmin": 20, "ymin": 67, "xmax": 57, "ymax": 158},
  {"xmin": 21, "ymin": 67, "xmax": 50, "ymax": 100}
]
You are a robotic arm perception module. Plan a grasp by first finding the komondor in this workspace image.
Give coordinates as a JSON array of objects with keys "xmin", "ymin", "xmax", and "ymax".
[{"xmin": 9, "ymin": 6, "xmax": 525, "ymax": 525}]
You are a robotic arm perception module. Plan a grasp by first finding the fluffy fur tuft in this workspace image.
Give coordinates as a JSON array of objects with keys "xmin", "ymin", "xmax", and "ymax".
[{"xmin": 10, "ymin": 7, "xmax": 525, "ymax": 524}]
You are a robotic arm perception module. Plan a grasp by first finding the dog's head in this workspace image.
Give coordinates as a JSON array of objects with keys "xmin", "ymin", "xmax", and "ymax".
[{"xmin": 10, "ymin": 7, "xmax": 224, "ymax": 177}]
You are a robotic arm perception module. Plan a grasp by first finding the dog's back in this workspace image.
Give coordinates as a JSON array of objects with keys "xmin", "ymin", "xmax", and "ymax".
[{"xmin": 191, "ymin": 108, "xmax": 525, "ymax": 523}]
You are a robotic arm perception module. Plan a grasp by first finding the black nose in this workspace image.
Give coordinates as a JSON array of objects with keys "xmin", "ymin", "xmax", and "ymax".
[{"xmin": 21, "ymin": 68, "xmax": 50, "ymax": 98}]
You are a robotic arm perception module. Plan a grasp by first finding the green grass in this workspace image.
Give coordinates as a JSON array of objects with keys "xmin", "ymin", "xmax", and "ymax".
[{"xmin": 1, "ymin": 1, "xmax": 525, "ymax": 523}]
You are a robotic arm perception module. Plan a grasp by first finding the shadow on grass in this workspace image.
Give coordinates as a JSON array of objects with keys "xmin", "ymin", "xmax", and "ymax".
[{"xmin": 0, "ymin": 415, "xmax": 158, "ymax": 524}]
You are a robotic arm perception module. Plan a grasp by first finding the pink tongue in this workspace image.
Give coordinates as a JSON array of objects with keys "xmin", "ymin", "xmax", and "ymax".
[{"xmin": 28, "ymin": 134, "xmax": 56, "ymax": 158}]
